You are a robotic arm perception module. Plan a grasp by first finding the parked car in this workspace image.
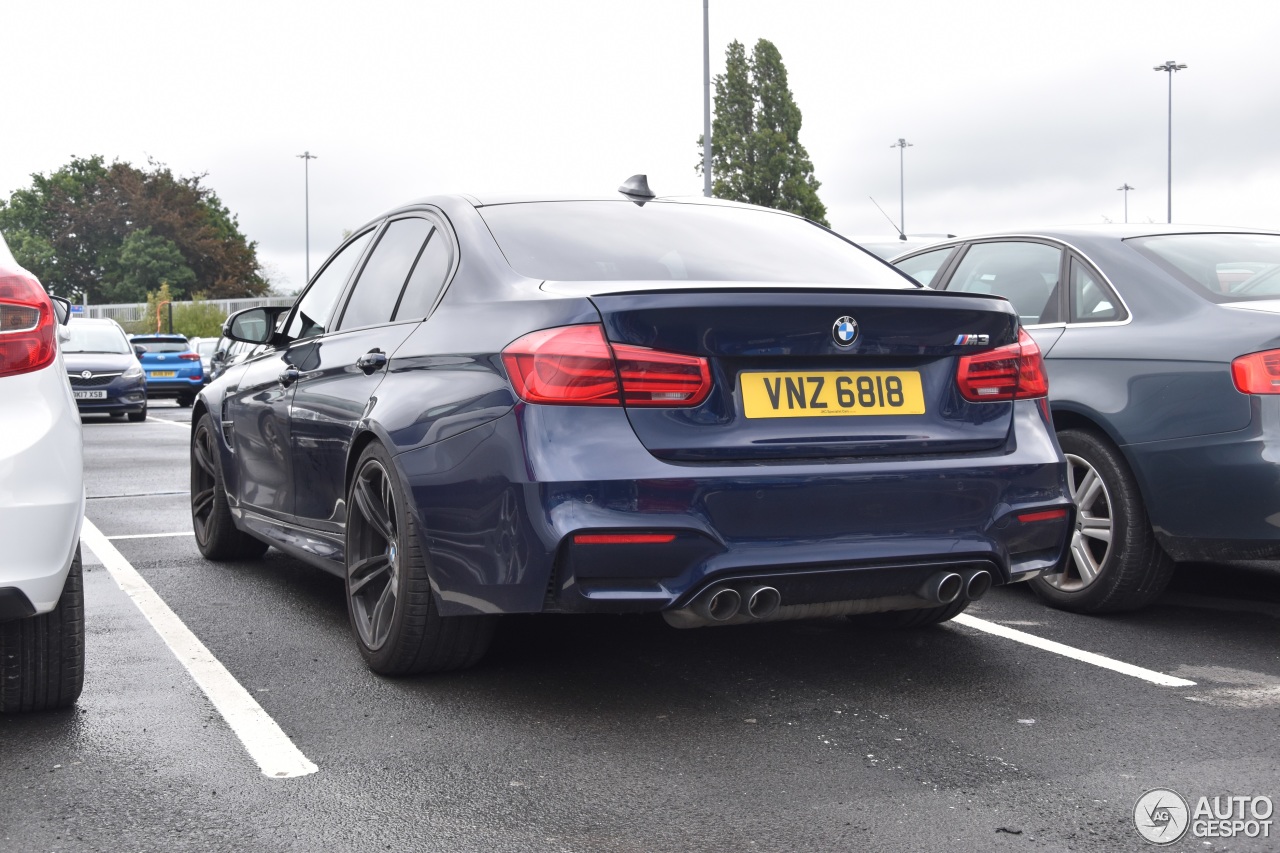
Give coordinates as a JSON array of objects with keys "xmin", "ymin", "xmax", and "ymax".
[
  {"xmin": 207, "ymin": 331, "xmax": 272, "ymax": 382},
  {"xmin": 189, "ymin": 337, "xmax": 219, "ymax": 384},
  {"xmin": 64, "ymin": 318, "xmax": 148, "ymax": 421},
  {"xmin": 0, "ymin": 233, "xmax": 84, "ymax": 712},
  {"xmin": 852, "ymin": 233, "xmax": 956, "ymax": 260},
  {"xmin": 130, "ymin": 333, "xmax": 203, "ymax": 406},
  {"xmin": 893, "ymin": 226, "xmax": 1280, "ymax": 612},
  {"xmin": 192, "ymin": 180, "xmax": 1072, "ymax": 675}
]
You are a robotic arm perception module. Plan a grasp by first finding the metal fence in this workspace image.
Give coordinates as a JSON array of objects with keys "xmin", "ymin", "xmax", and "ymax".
[{"xmin": 84, "ymin": 296, "xmax": 295, "ymax": 324}]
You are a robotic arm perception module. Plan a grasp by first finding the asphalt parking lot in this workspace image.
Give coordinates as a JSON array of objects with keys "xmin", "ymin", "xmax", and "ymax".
[{"xmin": 2, "ymin": 403, "xmax": 1277, "ymax": 852}]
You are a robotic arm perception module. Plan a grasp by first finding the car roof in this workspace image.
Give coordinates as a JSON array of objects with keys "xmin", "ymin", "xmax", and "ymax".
[
  {"xmin": 129, "ymin": 333, "xmax": 188, "ymax": 340},
  {"xmin": 890, "ymin": 224, "xmax": 1280, "ymax": 260}
]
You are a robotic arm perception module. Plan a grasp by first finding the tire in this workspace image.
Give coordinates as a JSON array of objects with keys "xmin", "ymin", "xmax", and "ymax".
[
  {"xmin": 346, "ymin": 442, "xmax": 495, "ymax": 675},
  {"xmin": 1029, "ymin": 428, "xmax": 1174, "ymax": 613},
  {"xmin": 847, "ymin": 596, "xmax": 971, "ymax": 630},
  {"xmin": 0, "ymin": 545, "xmax": 85, "ymax": 713},
  {"xmin": 190, "ymin": 412, "xmax": 269, "ymax": 561},
  {"xmin": 176, "ymin": 395, "xmax": 194, "ymax": 408},
  {"xmin": 127, "ymin": 402, "xmax": 147, "ymax": 422}
]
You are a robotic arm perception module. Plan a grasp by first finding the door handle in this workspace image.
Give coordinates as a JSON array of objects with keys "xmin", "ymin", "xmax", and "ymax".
[
  {"xmin": 278, "ymin": 367, "xmax": 300, "ymax": 387},
  {"xmin": 356, "ymin": 349, "xmax": 388, "ymax": 375}
]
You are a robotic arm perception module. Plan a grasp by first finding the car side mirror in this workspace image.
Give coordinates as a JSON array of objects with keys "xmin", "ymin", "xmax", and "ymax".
[
  {"xmin": 224, "ymin": 305, "xmax": 290, "ymax": 345},
  {"xmin": 49, "ymin": 296, "xmax": 71, "ymax": 325},
  {"xmin": 133, "ymin": 345, "xmax": 146, "ymax": 358}
]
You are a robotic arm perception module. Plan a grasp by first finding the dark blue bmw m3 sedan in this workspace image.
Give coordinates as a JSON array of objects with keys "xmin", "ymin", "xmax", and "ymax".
[{"xmin": 190, "ymin": 179, "xmax": 1073, "ymax": 674}]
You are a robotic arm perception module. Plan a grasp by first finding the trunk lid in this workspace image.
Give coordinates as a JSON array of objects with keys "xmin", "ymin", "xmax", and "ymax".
[{"xmin": 583, "ymin": 285, "xmax": 1021, "ymax": 462}]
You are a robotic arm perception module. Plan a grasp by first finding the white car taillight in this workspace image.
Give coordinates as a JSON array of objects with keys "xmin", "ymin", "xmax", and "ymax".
[{"xmin": 0, "ymin": 271, "xmax": 57, "ymax": 379}]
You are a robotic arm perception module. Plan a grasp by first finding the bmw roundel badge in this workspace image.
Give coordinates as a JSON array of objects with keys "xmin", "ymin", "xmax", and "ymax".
[{"xmin": 832, "ymin": 315, "xmax": 859, "ymax": 347}]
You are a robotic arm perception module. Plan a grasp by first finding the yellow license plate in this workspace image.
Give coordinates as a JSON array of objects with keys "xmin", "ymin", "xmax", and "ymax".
[
  {"xmin": 740, "ymin": 371, "xmax": 925, "ymax": 418},
  {"xmin": 150, "ymin": 370, "xmax": 176, "ymax": 378}
]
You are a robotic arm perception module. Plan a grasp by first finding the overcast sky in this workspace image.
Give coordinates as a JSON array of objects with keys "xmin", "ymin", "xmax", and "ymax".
[{"xmin": 7, "ymin": 0, "xmax": 1279, "ymax": 294}]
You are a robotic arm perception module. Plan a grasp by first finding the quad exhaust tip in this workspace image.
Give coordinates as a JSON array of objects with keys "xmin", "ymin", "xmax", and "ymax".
[
  {"xmin": 744, "ymin": 585, "xmax": 781, "ymax": 619},
  {"xmin": 966, "ymin": 570, "xmax": 993, "ymax": 601},
  {"xmin": 696, "ymin": 586, "xmax": 742, "ymax": 622},
  {"xmin": 920, "ymin": 572, "xmax": 964, "ymax": 605}
]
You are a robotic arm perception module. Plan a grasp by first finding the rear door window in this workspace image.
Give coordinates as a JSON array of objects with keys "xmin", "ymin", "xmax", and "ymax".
[
  {"xmin": 1068, "ymin": 257, "xmax": 1126, "ymax": 322},
  {"xmin": 337, "ymin": 218, "xmax": 434, "ymax": 331},
  {"xmin": 393, "ymin": 228, "xmax": 453, "ymax": 321},
  {"xmin": 944, "ymin": 241, "xmax": 1063, "ymax": 324}
]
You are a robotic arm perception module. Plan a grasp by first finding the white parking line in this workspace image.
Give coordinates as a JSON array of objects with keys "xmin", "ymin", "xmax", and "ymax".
[
  {"xmin": 147, "ymin": 417, "xmax": 190, "ymax": 428},
  {"xmin": 953, "ymin": 614, "xmax": 1197, "ymax": 688},
  {"xmin": 107, "ymin": 531, "xmax": 195, "ymax": 540},
  {"xmin": 80, "ymin": 518, "xmax": 318, "ymax": 779}
]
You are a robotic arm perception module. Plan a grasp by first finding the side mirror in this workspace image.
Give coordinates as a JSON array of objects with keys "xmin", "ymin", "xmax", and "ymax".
[
  {"xmin": 49, "ymin": 296, "xmax": 72, "ymax": 325},
  {"xmin": 133, "ymin": 345, "xmax": 146, "ymax": 358},
  {"xmin": 224, "ymin": 305, "xmax": 290, "ymax": 345}
]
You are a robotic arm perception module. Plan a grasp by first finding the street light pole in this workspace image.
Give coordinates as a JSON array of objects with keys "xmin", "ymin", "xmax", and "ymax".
[
  {"xmin": 702, "ymin": 0, "xmax": 712, "ymax": 198},
  {"xmin": 1117, "ymin": 183, "xmax": 1135, "ymax": 224},
  {"xmin": 890, "ymin": 138, "xmax": 912, "ymax": 239},
  {"xmin": 1153, "ymin": 60, "xmax": 1186, "ymax": 224},
  {"xmin": 296, "ymin": 151, "xmax": 318, "ymax": 284}
]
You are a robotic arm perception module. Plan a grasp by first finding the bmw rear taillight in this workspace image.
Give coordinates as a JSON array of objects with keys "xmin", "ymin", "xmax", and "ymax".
[
  {"xmin": 1231, "ymin": 350, "xmax": 1280, "ymax": 394},
  {"xmin": 955, "ymin": 328, "xmax": 1048, "ymax": 402},
  {"xmin": 0, "ymin": 272, "xmax": 57, "ymax": 379},
  {"xmin": 501, "ymin": 324, "xmax": 712, "ymax": 407}
]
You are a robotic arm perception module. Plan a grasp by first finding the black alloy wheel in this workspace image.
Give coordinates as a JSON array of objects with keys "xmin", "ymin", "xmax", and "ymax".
[
  {"xmin": 190, "ymin": 412, "xmax": 268, "ymax": 561},
  {"xmin": 346, "ymin": 443, "xmax": 495, "ymax": 675}
]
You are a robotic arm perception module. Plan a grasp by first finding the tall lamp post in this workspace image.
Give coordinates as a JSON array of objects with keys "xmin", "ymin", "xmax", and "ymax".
[
  {"xmin": 1153, "ymin": 60, "xmax": 1186, "ymax": 224},
  {"xmin": 296, "ymin": 151, "xmax": 318, "ymax": 284},
  {"xmin": 702, "ymin": 0, "xmax": 712, "ymax": 198},
  {"xmin": 890, "ymin": 138, "xmax": 913, "ymax": 239},
  {"xmin": 1117, "ymin": 183, "xmax": 1135, "ymax": 224}
]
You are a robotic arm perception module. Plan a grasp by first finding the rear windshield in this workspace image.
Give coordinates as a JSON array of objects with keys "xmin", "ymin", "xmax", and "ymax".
[
  {"xmin": 65, "ymin": 324, "xmax": 131, "ymax": 354},
  {"xmin": 477, "ymin": 200, "xmax": 915, "ymax": 287},
  {"xmin": 132, "ymin": 338, "xmax": 190, "ymax": 353},
  {"xmin": 1126, "ymin": 233, "xmax": 1280, "ymax": 302}
]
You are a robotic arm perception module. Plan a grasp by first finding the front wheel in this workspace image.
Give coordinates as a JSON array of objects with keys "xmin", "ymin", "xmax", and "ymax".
[
  {"xmin": 1029, "ymin": 428, "xmax": 1174, "ymax": 613},
  {"xmin": 127, "ymin": 401, "xmax": 147, "ymax": 422},
  {"xmin": 0, "ymin": 546, "xmax": 85, "ymax": 712},
  {"xmin": 346, "ymin": 443, "xmax": 495, "ymax": 675},
  {"xmin": 190, "ymin": 412, "xmax": 268, "ymax": 561}
]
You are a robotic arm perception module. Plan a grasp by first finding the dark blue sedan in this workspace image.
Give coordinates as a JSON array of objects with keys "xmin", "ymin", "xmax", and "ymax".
[
  {"xmin": 190, "ymin": 182, "xmax": 1072, "ymax": 674},
  {"xmin": 63, "ymin": 318, "xmax": 148, "ymax": 420},
  {"xmin": 894, "ymin": 226, "xmax": 1280, "ymax": 613}
]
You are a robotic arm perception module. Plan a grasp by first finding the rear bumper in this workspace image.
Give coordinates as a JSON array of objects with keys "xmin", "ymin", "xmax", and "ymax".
[
  {"xmin": 0, "ymin": 364, "xmax": 85, "ymax": 616},
  {"xmin": 1130, "ymin": 395, "xmax": 1280, "ymax": 560},
  {"xmin": 145, "ymin": 375, "xmax": 203, "ymax": 397},
  {"xmin": 397, "ymin": 400, "xmax": 1071, "ymax": 617}
]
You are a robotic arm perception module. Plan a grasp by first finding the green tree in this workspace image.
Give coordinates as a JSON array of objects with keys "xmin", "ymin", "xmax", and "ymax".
[
  {"xmin": 127, "ymin": 283, "xmax": 177, "ymax": 335},
  {"xmin": 697, "ymin": 39, "xmax": 828, "ymax": 226},
  {"xmin": 173, "ymin": 294, "xmax": 228, "ymax": 339},
  {"xmin": 0, "ymin": 156, "xmax": 268, "ymax": 302}
]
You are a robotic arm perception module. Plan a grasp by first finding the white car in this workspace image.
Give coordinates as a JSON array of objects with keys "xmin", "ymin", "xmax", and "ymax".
[{"xmin": 0, "ymin": 233, "xmax": 84, "ymax": 712}]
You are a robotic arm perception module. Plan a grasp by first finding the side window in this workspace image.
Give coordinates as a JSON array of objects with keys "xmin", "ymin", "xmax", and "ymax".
[
  {"xmin": 286, "ymin": 229, "xmax": 375, "ymax": 340},
  {"xmin": 338, "ymin": 218, "xmax": 434, "ymax": 331},
  {"xmin": 946, "ymin": 241, "xmax": 1063, "ymax": 325},
  {"xmin": 1069, "ymin": 257, "xmax": 1126, "ymax": 323},
  {"xmin": 393, "ymin": 227, "xmax": 453, "ymax": 321},
  {"xmin": 893, "ymin": 247, "xmax": 955, "ymax": 287}
]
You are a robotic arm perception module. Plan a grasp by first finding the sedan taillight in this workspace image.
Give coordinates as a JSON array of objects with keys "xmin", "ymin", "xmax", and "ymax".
[
  {"xmin": 1231, "ymin": 350, "xmax": 1280, "ymax": 394},
  {"xmin": 0, "ymin": 272, "xmax": 57, "ymax": 379},
  {"xmin": 955, "ymin": 328, "xmax": 1048, "ymax": 402},
  {"xmin": 501, "ymin": 324, "xmax": 712, "ymax": 407}
]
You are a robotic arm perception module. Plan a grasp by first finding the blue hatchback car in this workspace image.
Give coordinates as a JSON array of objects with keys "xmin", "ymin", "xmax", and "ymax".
[
  {"xmin": 191, "ymin": 182, "xmax": 1073, "ymax": 675},
  {"xmin": 131, "ymin": 333, "xmax": 203, "ymax": 406}
]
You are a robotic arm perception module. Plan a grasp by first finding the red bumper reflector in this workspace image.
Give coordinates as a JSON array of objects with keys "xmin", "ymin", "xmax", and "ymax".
[
  {"xmin": 1017, "ymin": 508, "xmax": 1068, "ymax": 523},
  {"xmin": 573, "ymin": 533, "xmax": 678, "ymax": 545}
]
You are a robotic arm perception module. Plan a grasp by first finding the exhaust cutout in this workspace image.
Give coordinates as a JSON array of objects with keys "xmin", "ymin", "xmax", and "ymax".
[
  {"xmin": 694, "ymin": 587, "xmax": 741, "ymax": 622},
  {"xmin": 743, "ymin": 586, "xmax": 781, "ymax": 619},
  {"xmin": 919, "ymin": 572, "xmax": 963, "ymax": 605},
  {"xmin": 965, "ymin": 570, "xmax": 993, "ymax": 601}
]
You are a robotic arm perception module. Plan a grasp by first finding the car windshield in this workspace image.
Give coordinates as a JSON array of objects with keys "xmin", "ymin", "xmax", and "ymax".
[
  {"xmin": 64, "ymin": 324, "xmax": 131, "ymax": 354},
  {"xmin": 1126, "ymin": 233, "xmax": 1280, "ymax": 302},
  {"xmin": 132, "ymin": 338, "xmax": 190, "ymax": 353},
  {"xmin": 477, "ymin": 200, "xmax": 913, "ymax": 286}
]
